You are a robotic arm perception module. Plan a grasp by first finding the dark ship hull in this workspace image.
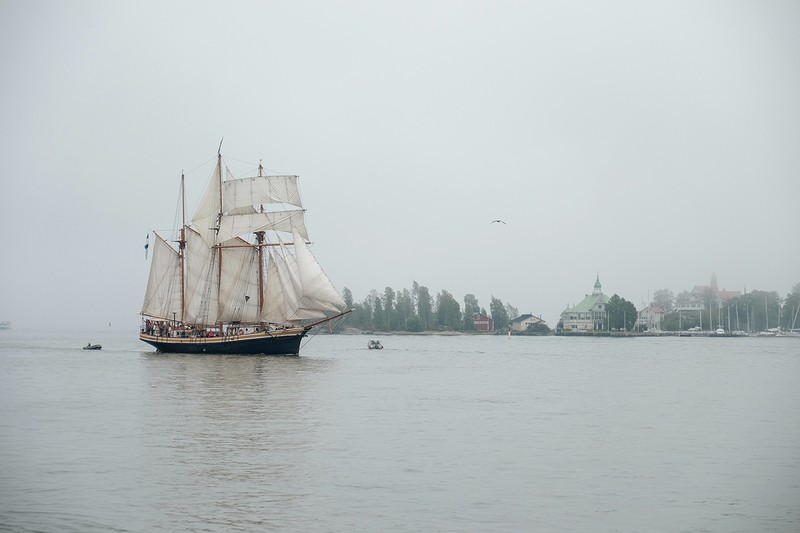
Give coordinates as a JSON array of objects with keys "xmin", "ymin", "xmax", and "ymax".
[{"xmin": 139, "ymin": 328, "xmax": 308, "ymax": 355}]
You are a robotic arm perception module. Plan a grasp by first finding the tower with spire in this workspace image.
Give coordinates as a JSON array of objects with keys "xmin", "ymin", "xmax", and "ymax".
[{"xmin": 593, "ymin": 273, "xmax": 602, "ymax": 295}]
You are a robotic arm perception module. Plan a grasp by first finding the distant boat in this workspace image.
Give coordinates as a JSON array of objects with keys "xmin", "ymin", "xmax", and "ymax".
[
  {"xmin": 368, "ymin": 340, "xmax": 384, "ymax": 350},
  {"xmin": 139, "ymin": 144, "xmax": 350, "ymax": 355},
  {"xmin": 83, "ymin": 343, "xmax": 102, "ymax": 350},
  {"xmin": 0, "ymin": 321, "xmax": 9, "ymax": 330},
  {"xmin": 714, "ymin": 325, "xmax": 726, "ymax": 336}
]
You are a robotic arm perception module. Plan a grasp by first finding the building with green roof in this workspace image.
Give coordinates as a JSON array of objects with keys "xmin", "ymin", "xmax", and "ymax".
[{"xmin": 560, "ymin": 275, "xmax": 609, "ymax": 332}]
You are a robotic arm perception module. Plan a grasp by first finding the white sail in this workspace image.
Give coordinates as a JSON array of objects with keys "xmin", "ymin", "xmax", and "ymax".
[
  {"xmin": 261, "ymin": 244, "xmax": 299, "ymax": 324},
  {"xmin": 217, "ymin": 237, "xmax": 262, "ymax": 323},
  {"xmin": 183, "ymin": 227, "xmax": 219, "ymax": 325},
  {"xmin": 291, "ymin": 228, "xmax": 346, "ymax": 316},
  {"xmin": 215, "ymin": 209, "xmax": 309, "ymax": 245},
  {"xmin": 262, "ymin": 241, "xmax": 323, "ymax": 321},
  {"xmin": 190, "ymin": 159, "xmax": 223, "ymax": 245},
  {"xmin": 223, "ymin": 175, "xmax": 302, "ymax": 212},
  {"xmin": 141, "ymin": 232, "xmax": 182, "ymax": 320}
]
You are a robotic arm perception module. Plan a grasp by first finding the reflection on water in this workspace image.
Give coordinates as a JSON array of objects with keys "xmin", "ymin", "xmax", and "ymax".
[{"xmin": 141, "ymin": 353, "xmax": 338, "ymax": 530}]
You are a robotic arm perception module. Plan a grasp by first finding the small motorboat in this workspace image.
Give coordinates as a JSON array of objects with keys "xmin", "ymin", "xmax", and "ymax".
[
  {"xmin": 83, "ymin": 343, "xmax": 102, "ymax": 350},
  {"xmin": 367, "ymin": 340, "xmax": 383, "ymax": 350}
]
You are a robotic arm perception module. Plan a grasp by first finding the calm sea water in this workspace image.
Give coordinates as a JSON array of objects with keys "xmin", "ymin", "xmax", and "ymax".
[{"xmin": 1, "ymin": 330, "xmax": 798, "ymax": 532}]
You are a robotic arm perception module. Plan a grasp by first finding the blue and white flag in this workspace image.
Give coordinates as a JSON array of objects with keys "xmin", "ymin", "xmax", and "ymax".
[{"xmin": 144, "ymin": 233, "xmax": 150, "ymax": 260}]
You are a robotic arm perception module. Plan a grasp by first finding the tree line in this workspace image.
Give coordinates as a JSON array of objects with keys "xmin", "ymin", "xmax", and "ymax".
[
  {"xmin": 341, "ymin": 282, "xmax": 520, "ymax": 333},
  {"xmin": 651, "ymin": 283, "xmax": 800, "ymax": 332}
]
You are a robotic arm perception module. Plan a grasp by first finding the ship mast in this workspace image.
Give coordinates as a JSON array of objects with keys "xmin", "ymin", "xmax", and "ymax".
[
  {"xmin": 179, "ymin": 172, "xmax": 186, "ymax": 323},
  {"xmin": 216, "ymin": 142, "xmax": 224, "ymax": 324},
  {"xmin": 217, "ymin": 139, "xmax": 224, "ymax": 214},
  {"xmin": 255, "ymin": 160, "xmax": 266, "ymax": 313}
]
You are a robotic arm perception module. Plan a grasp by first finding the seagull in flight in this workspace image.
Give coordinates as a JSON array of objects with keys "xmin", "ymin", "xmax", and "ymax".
[{"xmin": 490, "ymin": 219, "xmax": 507, "ymax": 225}]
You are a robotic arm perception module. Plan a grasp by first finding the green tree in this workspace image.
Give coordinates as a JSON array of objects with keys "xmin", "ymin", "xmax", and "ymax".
[
  {"xmin": 702, "ymin": 287, "xmax": 719, "ymax": 329},
  {"xmin": 463, "ymin": 294, "xmax": 479, "ymax": 331},
  {"xmin": 368, "ymin": 290, "xmax": 386, "ymax": 331},
  {"xmin": 383, "ymin": 287, "xmax": 396, "ymax": 330},
  {"xmin": 505, "ymin": 302, "xmax": 519, "ymax": 322},
  {"xmin": 757, "ymin": 290, "xmax": 781, "ymax": 330},
  {"xmin": 781, "ymin": 283, "xmax": 800, "ymax": 331},
  {"xmin": 490, "ymin": 296, "xmax": 509, "ymax": 331},
  {"xmin": 653, "ymin": 289, "xmax": 674, "ymax": 311},
  {"xmin": 405, "ymin": 316, "xmax": 425, "ymax": 332},
  {"xmin": 661, "ymin": 310, "xmax": 700, "ymax": 331},
  {"xmin": 435, "ymin": 290, "xmax": 462, "ymax": 330},
  {"xmin": 675, "ymin": 290, "xmax": 692, "ymax": 308},
  {"xmin": 731, "ymin": 292, "xmax": 759, "ymax": 332},
  {"xmin": 342, "ymin": 287, "xmax": 354, "ymax": 310},
  {"xmin": 623, "ymin": 299, "xmax": 637, "ymax": 330},
  {"xmin": 729, "ymin": 290, "xmax": 781, "ymax": 332},
  {"xmin": 395, "ymin": 288, "xmax": 415, "ymax": 331},
  {"xmin": 607, "ymin": 294, "xmax": 637, "ymax": 331},
  {"xmin": 350, "ymin": 300, "xmax": 373, "ymax": 331},
  {"xmin": 416, "ymin": 284, "xmax": 433, "ymax": 330}
]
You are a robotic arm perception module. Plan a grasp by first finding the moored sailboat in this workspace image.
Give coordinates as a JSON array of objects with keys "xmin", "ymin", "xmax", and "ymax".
[{"xmin": 140, "ymin": 144, "xmax": 349, "ymax": 355}]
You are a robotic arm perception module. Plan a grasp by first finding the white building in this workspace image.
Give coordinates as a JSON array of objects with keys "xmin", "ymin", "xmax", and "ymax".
[
  {"xmin": 509, "ymin": 313, "xmax": 547, "ymax": 332},
  {"xmin": 636, "ymin": 304, "xmax": 664, "ymax": 331}
]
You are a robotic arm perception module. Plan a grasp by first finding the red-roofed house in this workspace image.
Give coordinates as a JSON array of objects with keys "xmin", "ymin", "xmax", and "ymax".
[
  {"xmin": 688, "ymin": 273, "xmax": 741, "ymax": 303},
  {"xmin": 473, "ymin": 312, "xmax": 493, "ymax": 332},
  {"xmin": 637, "ymin": 304, "xmax": 665, "ymax": 331}
]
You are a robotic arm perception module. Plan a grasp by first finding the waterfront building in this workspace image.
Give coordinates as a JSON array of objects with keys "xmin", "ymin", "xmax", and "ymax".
[
  {"xmin": 677, "ymin": 273, "xmax": 741, "ymax": 312},
  {"xmin": 472, "ymin": 312, "xmax": 493, "ymax": 332},
  {"xmin": 636, "ymin": 304, "xmax": 665, "ymax": 331},
  {"xmin": 509, "ymin": 313, "xmax": 547, "ymax": 332},
  {"xmin": 560, "ymin": 275, "xmax": 609, "ymax": 332}
]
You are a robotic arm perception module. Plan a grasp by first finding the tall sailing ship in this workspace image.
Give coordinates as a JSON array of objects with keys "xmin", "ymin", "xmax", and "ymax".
[{"xmin": 140, "ymin": 145, "xmax": 349, "ymax": 355}]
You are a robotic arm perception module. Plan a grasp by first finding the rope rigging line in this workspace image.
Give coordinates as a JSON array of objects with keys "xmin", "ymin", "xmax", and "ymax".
[
  {"xmin": 223, "ymin": 155, "xmax": 296, "ymax": 177},
  {"xmin": 300, "ymin": 313, "xmax": 350, "ymax": 350},
  {"xmin": 224, "ymin": 246, "xmax": 260, "ymax": 323},
  {"xmin": 183, "ymin": 156, "xmax": 217, "ymax": 177},
  {"xmin": 193, "ymin": 248, "xmax": 218, "ymax": 327}
]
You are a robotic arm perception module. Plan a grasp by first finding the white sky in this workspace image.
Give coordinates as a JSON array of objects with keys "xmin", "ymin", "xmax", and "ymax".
[{"xmin": 1, "ymin": 0, "xmax": 798, "ymax": 331}]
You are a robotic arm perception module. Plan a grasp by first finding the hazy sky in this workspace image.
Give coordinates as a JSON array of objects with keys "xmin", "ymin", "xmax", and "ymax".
[{"xmin": 1, "ymin": 0, "xmax": 798, "ymax": 331}]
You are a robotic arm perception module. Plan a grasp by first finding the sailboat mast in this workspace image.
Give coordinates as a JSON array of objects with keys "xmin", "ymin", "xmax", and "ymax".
[
  {"xmin": 217, "ymin": 147, "xmax": 224, "ymax": 214},
  {"xmin": 180, "ymin": 173, "xmax": 186, "ymax": 323},
  {"xmin": 256, "ymin": 160, "xmax": 266, "ymax": 314},
  {"xmin": 217, "ymin": 147, "xmax": 224, "ymax": 322},
  {"xmin": 736, "ymin": 303, "xmax": 740, "ymax": 331},
  {"xmin": 746, "ymin": 304, "xmax": 750, "ymax": 333},
  {"xmin": 256, "ymin": 231, "xmax": 265, "ymax": 313}
]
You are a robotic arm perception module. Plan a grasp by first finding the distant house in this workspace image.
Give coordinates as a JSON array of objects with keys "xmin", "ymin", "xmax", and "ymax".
[
  {"xmin": 637, "ymin": 304, "xmax": 664, "ymax": 331},
  {"xmin": 678, "ymin": 273, "xmax": 741, "ymax": 312},
  {"xmin": 560, "ymin": 275, "xmax": 609, "ymax": 332},
  {"xmin": 510, "ymin": 313, "xmax": 547, "ymax": 332},
  {"xmin": 473, "ymin": 312, "xmax": 493, "ymax": 332},
  {"xmin": 690, "ymin": 273, "xmax": 741, "ymax": 302}
]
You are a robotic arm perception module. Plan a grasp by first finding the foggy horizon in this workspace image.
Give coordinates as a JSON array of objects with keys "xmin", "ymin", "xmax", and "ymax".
[{"xmin": 1, "ymin": 1, "xmax": 798, "ymax": 332}]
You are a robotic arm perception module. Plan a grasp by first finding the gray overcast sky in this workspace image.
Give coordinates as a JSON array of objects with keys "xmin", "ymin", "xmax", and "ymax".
[{"xmin": 1, "ymin": 0, "xmax": 798, "ymax": 331}]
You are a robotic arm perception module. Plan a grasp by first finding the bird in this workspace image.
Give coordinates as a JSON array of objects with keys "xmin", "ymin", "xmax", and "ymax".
[{"xmin": 490, "ymin": 219, "xmax": 507, "ymax": 225}]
